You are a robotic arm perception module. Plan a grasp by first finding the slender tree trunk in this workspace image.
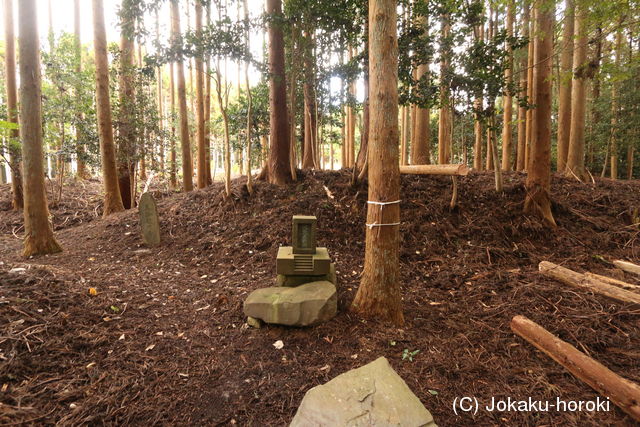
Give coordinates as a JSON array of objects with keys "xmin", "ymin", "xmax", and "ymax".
[
  {"xmin": 565, "ymin": 4, "xmax": 588, "ymax": 180},
  {"xmin": 524, "ymin": 13, "xmax": 536, "ymax": 171},
  {"xmin": 556, "ymin": 0, "xmax": 574, "ymax": 171},
  {"xmin": 118, "ymin": 14, "xmax": 136, "ymax": 209},
  {"xmin": 401, "ymin": 105, "xmax": 410, "ymax": 165},
  {"xmin": 243, "ymin": 0, "xmax": 253, "ymax": 193},
  {"xmin": 355, "ymin": 21, "xmax": 370, "ymax": 177},
  {"xmin": 411, "ymin": 18, "xmax": 430, "ymax": 165},
  {"xmin": 266, "ymin": 0, "xmax": 291, "ymax": 184},
  {"xmin": 501, "ymin": 0, "xmax": 514, "ymax": 171},
  {"xmin": 473, "ymin": 20, "xmax": 484, "ymax": 170},
  {"xmin": 347, "ymin": 46, "xmax": 356, "ymax": 167},
  {"xmin": 204, "ymin": 3, "xmax": 212, "ymax": 184},
  {"xmin": 170, "ymin": 0, "xmax": 193, "ymax": 191},
  {"xmin": 18, "ymin": 0, "xmax": 62, "ymax": 256},
  {"xmin": 350, "ymin": 0, "xmax": 403, "ymax": 325},
  {"xmin": 609, "ymin": 28, "xmax": 623, "ymax": 180},
  {"xmin": 302, "ymin": 35, "xmax": 317, "ymax": 169},
  {"xmin": 516, "ymin": 4, "xmax": 530, "ymax": 171},
  {"xmin": 4, "ymin": 0, "xmax": 23, "ymax": 210},
  {"xmin": 524, "ymin": 0, "xmax": 555, "ymax": 227},
  {"xmin": 73, "ymin": 0, "xmax": 88, "ymax": 179},
  {"xmin": 438, "ymin": 14, "xmax": 452, "ymax": 164},
  {"xmin": 169, "ymin": 62, "xmax": 177, "ymax": 188},
  {"xmin": 194, "ymin": 1, "xmax": 207, "ymax": 188},
  {"xmin": 92, "ymin": 0, "xmax": 124, "ymax": 215},
  {"xmin": 591, "ymin": 27, "xmax": 603, "ymax": 171}
]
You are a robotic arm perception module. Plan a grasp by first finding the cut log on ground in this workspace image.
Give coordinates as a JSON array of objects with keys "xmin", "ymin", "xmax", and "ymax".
[
  {"xmin": 511, "ymin": 315, "xmax": 640, "ymax": 422},
  {"xmin": 400, "ymin": 164, "xmax": 471, "ymax": 176},
  {"xmin": 539, "ymin": 261, "xmax": 640, "ymax": 307},
  {"xmin": 614, "ymin": 260, "xmax": 640, "ymax": 276},
  {"xmin": 584, "ymin": 272, "xmax": 640, "ymax": 291}
]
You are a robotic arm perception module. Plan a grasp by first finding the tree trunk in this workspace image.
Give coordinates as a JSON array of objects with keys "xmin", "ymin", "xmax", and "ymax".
[
  {"xmin": 501, "ymin": 0, "xmax": 514, "ymax": 171},
  {"xmin": 194, "ymin": 1, "xmax": 206, "ymax": 188},
  {"xmin": 4, "ymin": 0, "xmax": 23, "ymax": 210},
  {"xmin": 524, "ymin": 0, "xmax": 555, "ymax": 227},
  {"xmin": 19, "ymin": 0, "xmax": 62, "ymax": 256},
  {"xmin": 266, "ymin": 0, "xmax": 291, "ymax": 185},
  {"xmin": 73, "ymin": 0, "xmax": 88, "ymax": 179},
  {"xmin": 243, "ymin": 0, "xmax": 253, "ymax": 193},
  {"xmin": 346, "ymin": 46, "xmax": 356, "ymax": 168},
  {"xmin": 524, "ymin": 13, "xmax": 536, "ymax": 172},
  {"xmin": 609, "ymin": 28, "xmax": 623, "ymax": 180},
  {"xmin": 565, "ymin": 4, "xmax": 588, "ymax": 180},
  {"xmin": 515, "ymin": 4, "xmax": 529, "ymax": 171},
  {"xmin": 350, "ymin": 0, "xmax": 403, "ymax": 325},
  {"xmin": 92, "ymin": 0, "xmax": 124, "ymax": 216},
  {"xmin": 472, "ymin": 20, "xmax": 484, "ymax": 171},
  {"xmin": 118, "ymin": 14, "xmax": 136, "ymax": 209},
  {"xmin": 511, "ymin": 315, "xmax": 640, "ymax": 422},
  {"xmin": 438, "ymin": 14, "xmax": 452, "ymax": 165},
  {"xmin": 169, "ymin": 62, "xmax": 177, "ymax": 188},
  {"xmin": 170, "ymin": 0, "xmax": 193, "ymax": 191},
  {"xmin": 556, "ymin": 0, "xmax": 574, "ymax": 172},
  {"xmin": 302, "ymin": 35, "xmax": 317, "ymax": 169}
]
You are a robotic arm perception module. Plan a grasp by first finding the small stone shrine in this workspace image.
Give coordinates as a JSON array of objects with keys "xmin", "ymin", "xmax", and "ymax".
[{"xmin": 243, "ymin": 215, "xmax": 337, "ymax": 327}]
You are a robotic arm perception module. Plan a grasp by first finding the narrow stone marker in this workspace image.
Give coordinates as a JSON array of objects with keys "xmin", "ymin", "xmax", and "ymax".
[
  {"xmin": 290, "ymin": 357, "xmax": 437, "ymax": 426},
  {"xmin": 139, "ymin": 192, "xmax": 161, "ymax": 246}
]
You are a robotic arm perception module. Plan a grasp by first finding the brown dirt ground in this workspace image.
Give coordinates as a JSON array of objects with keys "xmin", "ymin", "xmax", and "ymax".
[{"xmin": 1, "ymin": 170, "xmax": 639, "ymax": 426}]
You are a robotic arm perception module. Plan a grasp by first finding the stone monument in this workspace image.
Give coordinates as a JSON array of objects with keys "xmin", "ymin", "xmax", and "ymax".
[
  {"xmin": 243, "ymin": 215, "xmax": 337, "ymax": 327},
  {"xmin": 139, "ymin": 192, "xmax": 160, "ymax": 247}
]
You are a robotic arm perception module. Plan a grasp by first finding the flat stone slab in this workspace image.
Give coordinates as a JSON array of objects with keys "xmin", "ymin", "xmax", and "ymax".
[
  {"xmin": 139, "ymin": 192, "xmax": 160, "ymax": 246},
  {"xmin": 290, "ymin": 357, "xmax": 437, "ymax": 427},
  {"xmin": 277, "ymin": 263, "xmax": 336, "ymax": 287},
  {"xmin": 243, "ymin": 281, "xmax": 336, "ymax": 327}
]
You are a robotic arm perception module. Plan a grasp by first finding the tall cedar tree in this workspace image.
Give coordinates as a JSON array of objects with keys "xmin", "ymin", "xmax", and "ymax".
[
  {"xmin": 524, "ymin": 0, "xmax": 556, "ymax": 227},
  {"xmin": 266, "ymin": 0, "xmax": 291, "ymax": 184},
  {"xmin": 3, "ymin": 0, "xmax": 23, "ymax": 209},
  {"xmin": 566, "ymin": 2, "xmax": 588, "ymax": 179},
  {"xmin": 412, "ymin": 17, "xmax": 430, "ymax": 165},
  {"xmin": 118, "ymin": 8, "xmax": 136, "ymax": 209},
  {"xmin": 351, "ymin": 0, "xmax": 403, "ymax": 325},
  {"xmin": 501, "ymin": 0, "xmax": 514, "ymax": 171},
  {"xmin": 170, "ymin": 0, "xmax": 194, "ymax": 191},
  {"xmin": 19, "ymin": 0, "xmax": 62, "ymax": 256},
  {"xmin": 92, "ymin": 0, "xmax": 125, "ymax": 215},
  {"xmin": 557, "ymin": 0, "xmax": 574, "ymax": 171},
  {"xmin": 74, "ymin": 0, "xmax": 89, "ymax": 179},
  {"xmin": 195, "ymin": 0, "xmax": 207, "ymax": 188}
]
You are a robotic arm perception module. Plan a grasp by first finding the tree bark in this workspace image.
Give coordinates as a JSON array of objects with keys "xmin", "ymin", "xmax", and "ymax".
[
  {"xmin": 302, "ymin": 34, "xmax": 317, "ymax": 169},
  {"xmin": 19, "ymin": 0, "xmax": 62, "ymax": 256},
  {"xmin": 73, "ymin": 0, "xmax": 88, "ymax": 179},
  {"xmin": 266, "ymin": 0, "xmax": 291, "ymax": 184},
  {"xmin": 524, "ymin": 1, "xmax": 555, "ymax": 227},
  {"xmin": 118, "ymin": 12, "xmax": 136, "ymax": 209},
  {"xmin": 92, "ymin": 0, "xmax": 125, "ymax": 216},
  {"xmin": 609, "ymin": 28, "xmax": 623, "ymax": 180},
  {"xmin": 170, "ymin": 0, "xmax": 193, "ymax": 191},
  {"xmin": 195, "ymin": 1, "xmax": 206, "ymax": 188},
  {"xmin": 524, "ymin": 13, "xmax": 536, "ymax": 172},
  {"xmin": 515, "ymin": 4, "xmax": 529, "ymax": 171},
  {"xmin": 411, "ymin": 17, "xmax": 430, "ymax": 165},
  {"xmin": 500, "ymin": 0, "xmax": 514, "ymax": 171},
  {"xmin": 169, "ymin": 62, "xmax": 177, "ymax": 189},
  {"xmin": 350, "ymin": 0, "xmax": 403, "ymax": 325},
  {"xmin": 540, "ymin": 261, "xmax": 640, "ymax": 306},
  {"xmin": 438, "ymin": 14, "xmax": 452, "ymax": 165},
  {"xmin": 556, "ymin": 0, "xmax": 574, "ymax": 172},
  {"xmin": 565, "ymin": 4, "xmax": 588, "ymax": 180},
  {"xmin": 3, "ymin": 0, "xmax": 23, "ymax": 210},
  {"xmin": 511, "ymin": 315, "xmax": 640, "ymax": 422},
  {"xmin": 400, "ymin": 164, "xmax": 470, "ymax": 176}
]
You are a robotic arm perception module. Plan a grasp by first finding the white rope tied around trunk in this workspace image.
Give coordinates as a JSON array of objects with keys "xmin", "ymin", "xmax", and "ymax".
[{"xmin": 366, "ymin": 200, "xmax": 401, "ymax": 229}]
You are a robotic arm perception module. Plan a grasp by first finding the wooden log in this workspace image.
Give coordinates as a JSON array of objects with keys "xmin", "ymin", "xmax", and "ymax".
[
  {"xmin": 614, "ymin": 260, "xmax": 640, "ymax": 276},
  {"xmin": 511, "ymin": 315, "xmax": 640, "ymax": 422},
  {"xmin": 584, "ymin": 272, "xmax": 640, "ymax": 291},
  {"xmin": 539, "ymin": 261, "xmax": 640, "ymax": 307},
  {"xmin": 400, "ymin": 164, "xmax": 471, "ymax": 176}
]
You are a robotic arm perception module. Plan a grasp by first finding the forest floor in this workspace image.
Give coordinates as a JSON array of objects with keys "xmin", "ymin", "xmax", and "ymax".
[{"xmin": 1, "ymin": 170, "xmax": 639, "ymax": 426}]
